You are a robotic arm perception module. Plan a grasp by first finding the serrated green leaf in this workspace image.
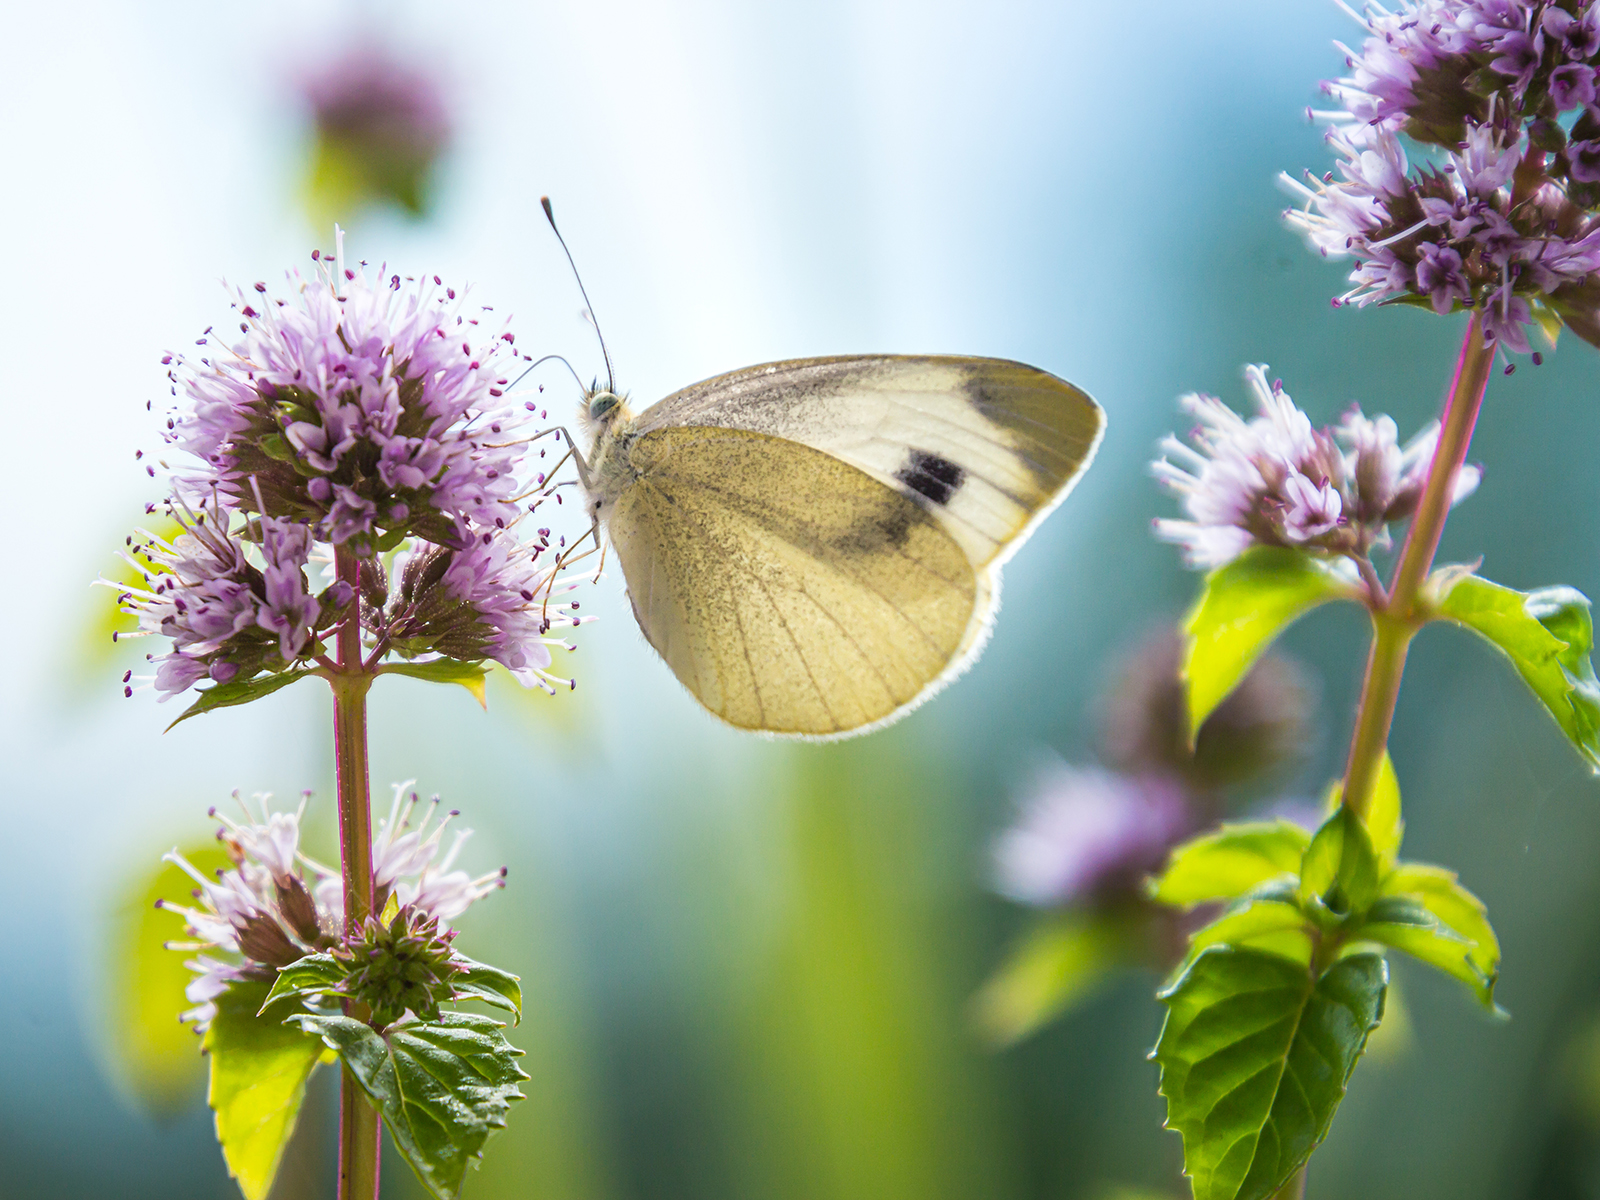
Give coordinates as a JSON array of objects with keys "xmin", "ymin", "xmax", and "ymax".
[
  {"xmin": 1299, "ymin": 807, "xmax": 1379, "ymax": 918},
  {"xmin": 167, "ymin": 669, "xmax": 316, "ymax": 730},
  {"xmin": 1183, "ymin": 548, "xmax": 1356, "ymax": 738},
  {"xmin": 206, "ymin": 980, "xmax": 326, "ymax": 1200},
  {"xmin": 1155, "ymin": 948, "xmax": 1386, "ymax": 1200},
  {"xmin": 451, "ymin": 956, "xmax": 524, "ymax": 1025},
  {"xmin": 972, "ymin": 911, "xmax": 1129, "ymax": 1046},
  {"xmin": 379, "ymin": 659, "xmax": 490, "ymax": 709},
  {"xmin": 1356, "ymin": 897, "xmax": 1499, "ymax": 1013},
  {"xmin": 259, "ymin": 952, "xmax": 346, "ymax": 1014},
  {"xmin": 294, "ymin": 1011, "xmax": 528, "ymax": 1200},
  {"xmin": 1382, "ymin": 863, "xmax": 1501, "ymax": 1008},
  {"xmin": 1150, "ymin": 821, "xmax": 1310, "ymax": 908},
  {"xmin": 1436, "ymin": 575, "xmax": 1600, "ymax": 769},
  {"xmin": 1180, "ymin": 901, "xmax": 1312, "ymax": 975}
]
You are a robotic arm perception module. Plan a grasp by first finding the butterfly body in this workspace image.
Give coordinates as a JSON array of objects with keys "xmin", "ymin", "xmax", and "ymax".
[{"xmin": 575, "ymin": 354, "xmax": 1104, "ymax": 739}]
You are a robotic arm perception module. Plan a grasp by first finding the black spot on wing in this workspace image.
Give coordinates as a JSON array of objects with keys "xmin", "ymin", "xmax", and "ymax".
[{"xmin": 896, "ymin": 450, "xmax": 965, "ymax": 507}]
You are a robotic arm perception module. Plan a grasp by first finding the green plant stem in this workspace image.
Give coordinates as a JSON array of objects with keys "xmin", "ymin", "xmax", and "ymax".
[
  {"xmin": 1272, "ymin": 1165, "xmax": 1308, "ymax": 1199},
  {"xmin": 332, "ymin": 545, "xmax": 381, "ymax": 1200},
  {"xmin": 1342, "ymin": 315, "xmax": 1494, "ymax": 813}
]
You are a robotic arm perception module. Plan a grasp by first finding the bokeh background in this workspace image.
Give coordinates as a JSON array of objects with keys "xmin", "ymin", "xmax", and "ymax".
[{"xmin": 6, "ymin": 1, "xmax": 1600, "ymax": 1197}]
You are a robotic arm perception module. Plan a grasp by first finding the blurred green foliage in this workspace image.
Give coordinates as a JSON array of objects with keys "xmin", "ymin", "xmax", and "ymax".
[{"xmin": 103, "ymin": 843, "xmax": 229, "ymax": 1116}]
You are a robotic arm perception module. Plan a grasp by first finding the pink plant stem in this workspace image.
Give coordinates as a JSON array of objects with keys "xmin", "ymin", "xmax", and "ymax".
[
  {"xmin": 332, "ymin": 545, "xmax": 381, "ymax": 1200},
  {"xmin": 1272, "ymin": 1165, "xmax": 1308, "ymax": 1200},
  {"xmin": 1341, "ymin": 313, "xmax": 1494, "ymax": 820}
]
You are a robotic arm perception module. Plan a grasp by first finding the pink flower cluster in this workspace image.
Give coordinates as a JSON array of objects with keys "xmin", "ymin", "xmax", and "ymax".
[
  {"xmin": 1152, "ymin": 365, "xmax": 1480, "ymax": 569},
  {"xmin": 1285, "ymin": 0, "xmax": 1600, "ymax": 351},
  {"xmin": 111, "ymin": 233, "xmax": 589, "ymax": 700},
  {"xmin": 160, "ymin": 787, "xmax": 505, "ymax": 1032}
]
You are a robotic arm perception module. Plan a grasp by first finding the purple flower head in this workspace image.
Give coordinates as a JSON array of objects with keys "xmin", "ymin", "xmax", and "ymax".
[
  {"xmin": 1489, "ymin": 27, "xmax": 1545, "ymax": 97},
  {"xmin": 160, "ymin": 788, "xmax": 503, "ymax": 1031},
  {"xmin": 164, "ymin": 230, "xmax": 529, "ymax": 553},
  {"xmin": 121, "ymin": 233, "xmax": 599, "ymax": 709},
  {"xmin": 377, "ymin": 523, "xmax": 586, "ymax": 694},
  {"xmin": 317, "ymin": 783, "xmax": 506, "ymax": 929},
  {"xmin": 1414, "ymin": 242, "xmax": 1473, "ymax": 313},
  {"xmin": 300, "ymin": 39, "xmax": 452, "ymax": 217},
  {"xmin": 106, "ymin": 499, "xmax": 335, "ymax": 699},
  {"xmin": 992, "ymin": 765, "xmax": 1191, "ymax": 908},
  {"xmin": 1550, "ymin": 62, "xmax": 1598, "ymax": 108},
  {"xmin": 1292, "ymin": 0, "xmax": 1600, "ymax": 354},
  {"xmin": 1482, "ymin": 285, "xmax": 1536, "ymax": 350},
  {"xmin": 1153, "ymin": 366, "xmax": 1480, "ymax": 570}
]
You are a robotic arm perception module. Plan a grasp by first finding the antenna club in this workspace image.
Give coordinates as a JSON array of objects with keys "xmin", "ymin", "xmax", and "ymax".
[{"xmin": 540, "ymin": 196, "xmax": 556, "ymax": 229}]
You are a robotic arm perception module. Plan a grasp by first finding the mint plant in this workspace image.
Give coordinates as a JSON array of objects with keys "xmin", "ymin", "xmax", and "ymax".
[
  {"xmin": 1137, "ymin": 3, "xmax": 1600, "ymax": 1196},
  {"xmin": 108, "ymin": 231, "xmax": 585, "ymax": 1199}
]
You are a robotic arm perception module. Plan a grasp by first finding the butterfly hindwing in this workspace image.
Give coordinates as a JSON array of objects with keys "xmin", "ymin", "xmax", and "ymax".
[{"xmin": 607, "ymin": 424, "xmax": 982, "ymax": 737}]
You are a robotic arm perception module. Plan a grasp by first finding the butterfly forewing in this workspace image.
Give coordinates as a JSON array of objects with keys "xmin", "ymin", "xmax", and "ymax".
[
  {"xmin": 608, "ymin": 425, "xmax": 980, "ymax": 736},
  {"xmin": 632, "ymin": 355, "xmax": 1105, "ymax": 569}
]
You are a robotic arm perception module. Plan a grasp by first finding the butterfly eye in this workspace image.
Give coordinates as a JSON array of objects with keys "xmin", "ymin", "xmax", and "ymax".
[{"xmin": 588, "ymin": 392, "xmax": 619, "ymax": 421}]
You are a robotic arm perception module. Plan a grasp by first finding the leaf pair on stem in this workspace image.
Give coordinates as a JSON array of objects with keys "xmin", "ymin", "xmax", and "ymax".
[{"xmin": 1152, "ymin": 542, "xmax": 1600, "ymax": 1199}]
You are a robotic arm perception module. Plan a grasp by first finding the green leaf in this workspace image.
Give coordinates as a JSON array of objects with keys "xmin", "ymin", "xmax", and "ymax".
[
  {"xmin": 379, "ymin": 659, "xmax": 490, "ymax": 709},
  {"xmin": 1323, "ymin": 755, "xmax": 1404, "ymax": 866},
  {"xmin": 1435, "ymin": 575, "xmax": 1600, "ymax": 769},
  {"xmin": 259, "ymin": 952, "xmax": 346, "ymax": 1013},
  {"xmin": 101, "ymin": 844, "xmax": 229, "ymax": 1116},
  {"xmin": 972, "ymin": 911, "xmax": 1130, "ymax": 1046},
  {"xmin": 167, "ymin": 669, "xmax": 316, "ymax": 730},
  {"xmin": 1180, "ymin": 901, "xmax": 1313, "ymax": 973},
  {"xmin": 1149, "ymin": 821, "xmax": 1310, "ymax": 908},
  {"xmin": 1155, "ymin": 948, "xmax": 1387, "ymax": 1200},
  {"xmin": 206, "ymin": 980, "xmax": 326, "ymax": 1200},
  {"xmin": 1183, "ymin": 548, "xmax": 1356, "ymax": 737},
  {"xmin": 1299, "ymin": 807, "xmax": 1379, "ymax": 918},
  {"xmin": 1355, "ymin": 897, "xmax": 1500, "ymax": 1013},
  {"xmin": 451, "ymin": 956, "xmax": 524, "ymax": 1025},
  {"xmin": 1382, "ymin": 863, "xmax": 1501, "ymax": 1008},
  {"xmin": 294, "ymin": 1011, "xmax": 528, "ymax": 1200}
]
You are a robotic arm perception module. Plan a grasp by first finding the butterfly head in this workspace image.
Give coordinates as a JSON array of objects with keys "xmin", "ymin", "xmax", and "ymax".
[{"xmin": 585, "ymin": 386, "xmax": 625, "ymax": 423}]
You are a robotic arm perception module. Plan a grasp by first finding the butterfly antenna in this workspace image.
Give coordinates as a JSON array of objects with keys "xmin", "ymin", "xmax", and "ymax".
[
  {"xmin": 505, "ymin": 353, "xmax": 586, "ymax": 394},
  {"xmin": 541, "ymin": 196, "xmax": 615, "ymax": 395}
]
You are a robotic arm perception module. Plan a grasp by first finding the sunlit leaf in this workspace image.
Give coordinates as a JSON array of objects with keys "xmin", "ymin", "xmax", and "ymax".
[
  {"xmin": 1435, "ymin": 575, "xmax": 1600, "ymax": 769},
  {"xmin": 259, "ymin": 952, "xmax": 346, "ymax": 1014},
  {"xmin": 1299, "ymin": 808, "xmax": 1379, "ymax": 917},
  {"xmin": 1149, "ymin": 821, "xmax": 1309, "ymax": 908},
  {"xmin": 102, "ymin": 844, "xmax": 229, "ymax": 1115},
  {"xmin": 294, "ymin": 1011, "xmax": 528, "ymax": 1200},
  {"xmin": 1155, "ymin": 948, "xmax": 1386, "ymax": 1200},
  {"xmin": 451, "ymin": 956, "xmax": 524, "ymax": 1025},
  {"xmin": 1356, "ymin": 896, "xmax": 1500, "ymax": 1013},
  {"xmin": 1381, "ymin": 863, "xmax": 1501, "ymax": 1012},
  {"xmin": 972, "ymin": 911, "xmax": 1130, "ymax": 1046},
  {"xmin": 206, "ymin": 980, "xmax": 326, "ymax": 1200},
  {"xmin": 1323, "ymin": 754, "xmax": 1403, "ymax": 866},
  {"xmin": 1182, "ymin": 548, "xmax": 1356, "ymax": 738},
  {"xmin": 167, "ymin": 669, "xmax": 318, "ymax": 730},
  {"xmin": 379, "ymin": 659, "xmax": 490, "ymax": 709},
  {"xmin": 1179, "ymin": 900, "xmax": 1312, "ymax": 973}
]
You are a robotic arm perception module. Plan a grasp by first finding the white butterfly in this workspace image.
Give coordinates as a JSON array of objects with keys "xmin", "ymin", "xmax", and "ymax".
[
  {"xmin": 535, "ymin": 199, "xmax": 1103, "ymax": 738},
  {"xmin": 566, "ymin": 354, "xmax": 1103, "ymax": 739}
]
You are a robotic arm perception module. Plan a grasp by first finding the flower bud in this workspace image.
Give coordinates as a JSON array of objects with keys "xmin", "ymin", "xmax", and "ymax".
[{"xmin": 335, "ymin": 905, "xmax": 462, "ymax": 1028}]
